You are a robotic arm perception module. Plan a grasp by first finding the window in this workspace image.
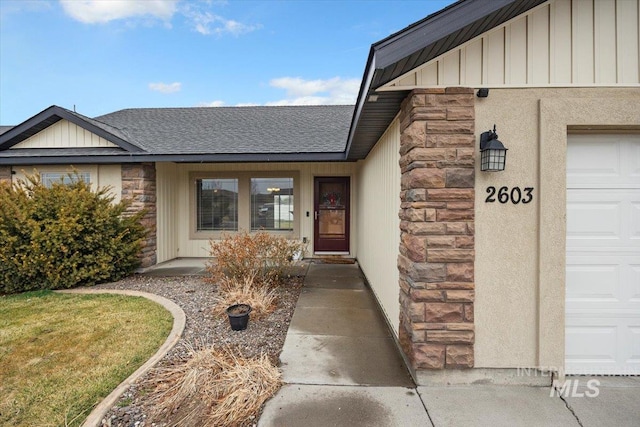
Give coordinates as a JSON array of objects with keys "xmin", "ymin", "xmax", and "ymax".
[
  {"xmin": 191, "ymin": 172, "xmax": 298, "ymax": 238},
  {"xmin": 250, "ymin": 177, "xmax": 294, "ymax": 231},
  {"xmin": 196, "ymin": 178, "xmax": 238, "ymax": 231},
  {"xmin": 41, "ymin": 172, "xmax": 91, "ymax": 188}
]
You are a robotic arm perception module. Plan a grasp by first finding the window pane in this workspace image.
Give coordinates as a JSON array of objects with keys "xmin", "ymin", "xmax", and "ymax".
[
  {"xmin": 251, "ymin": 178, "xmax": 294, "ymax": 231},
  {"xmin": 197, "ymin": 178, "xmax": 238, "ymax": 231},
  {"xmin": 41, "ymin": 172, "xmax": 91, "ymax": 188}
]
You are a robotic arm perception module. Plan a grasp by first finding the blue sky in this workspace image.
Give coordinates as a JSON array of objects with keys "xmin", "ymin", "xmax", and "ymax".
[{"xmin": 0, "ymin": 0, "xmax": 454, "ymax": 125}]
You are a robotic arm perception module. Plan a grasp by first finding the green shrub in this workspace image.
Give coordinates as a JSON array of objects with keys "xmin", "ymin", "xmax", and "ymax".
[
  {"xmin": 206, "ymin": 231, "xmax": 306, "ymax": 285},
  {"xmin": 0, "ymin": 173, "xmax": 146, "ymax": 294}
]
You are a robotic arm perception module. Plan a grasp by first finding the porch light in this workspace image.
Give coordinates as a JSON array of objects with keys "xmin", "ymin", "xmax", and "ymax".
[{"xmin": 480, "ymin": 125, "xmax": 508, "ymax": 171}]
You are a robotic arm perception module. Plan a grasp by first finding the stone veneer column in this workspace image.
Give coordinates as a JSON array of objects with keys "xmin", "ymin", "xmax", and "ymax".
[
  {"xmin": 398, "ymin": 88, "xmax": 475, "ymax": 370},
  {"xmin": 0, "ymin": 166, "xmax": 11, "ymax": 184},
  {"xmin": 121, "ymin": 163, "xmax": 157, "ymax": 268}
]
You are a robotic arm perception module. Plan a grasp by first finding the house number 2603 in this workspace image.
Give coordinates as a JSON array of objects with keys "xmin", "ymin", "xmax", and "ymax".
[{"xmin": 485, "ymin": 186, "xmax": 534, "ymax": 204}]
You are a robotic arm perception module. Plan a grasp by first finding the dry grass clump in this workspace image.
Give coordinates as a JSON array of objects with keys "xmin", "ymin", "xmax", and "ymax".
[
  {"xmin": 213, "ymin": 273, "xmax": 277, "ymax": 320},
  {"xmin": 147, "ymin": 345, "xmax": 282, "ymax": 427}
]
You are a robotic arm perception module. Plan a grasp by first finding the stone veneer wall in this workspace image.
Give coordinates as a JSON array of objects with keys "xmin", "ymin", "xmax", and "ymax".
[
  {"xmin": 0, "ymin": 166, "xmax": 11, "ymax": 184},
  {"xmin": 398, "ymin": 88, "xmax": 475, "ymax": 371},
  {"xmin": 121, "ymin": 163, "xmax": 157, "ymax": 268}
]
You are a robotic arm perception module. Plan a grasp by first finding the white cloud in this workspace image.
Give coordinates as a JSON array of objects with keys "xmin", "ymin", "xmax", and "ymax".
[
  {"xmin": 267, "ymin": 77, "xmax": 360, "ymax": 105},
  {"xmin": 59, "ymin": 0, "xmax": 260, "ymax": 37},
  {"xmin": 197, "ymin": 100, "xmax": 226, "ymax": 107},
  {"xmin": 195, "ymin": 77, "xmax": 359, "ymax": 107},
  {"xmin": 265, "ymin": 96, "xmax": 329, "ymax": 106},
  {"xmin": 183, "ymin": 8, "xmax": 261, "ymax": 36},
  {"xmin": 60, "ymin": 0, "xmax": 178, "ymax": 24},
  {"xmin": 149, "ymin": 82, "xmax": 182, "ymax": 94}
]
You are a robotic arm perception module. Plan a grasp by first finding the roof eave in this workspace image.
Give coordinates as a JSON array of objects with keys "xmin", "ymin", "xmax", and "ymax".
[
  {"xmin": 0, "ymin": 151, "xmax": 350, "ymax": 165},
  {"xmin": 346, "ymin": 0, "xmax": 547, "ymax": 161}
]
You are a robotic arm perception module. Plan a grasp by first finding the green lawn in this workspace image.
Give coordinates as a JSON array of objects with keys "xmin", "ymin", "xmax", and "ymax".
[{"xmin": 0, "ymin": 290, "xmax": 173, "ymax": 427}]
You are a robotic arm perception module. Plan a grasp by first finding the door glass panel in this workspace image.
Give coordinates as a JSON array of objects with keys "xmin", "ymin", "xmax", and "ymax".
[
  {"xmin": 318, "ymin": 210, "xmax": 345, "ymax": 239},
  {"xmin": 318, "ymin": 182, "xmax": 346, "ymax": 240},
  {"xmin": 319, "ymin": 182, "xmax": 345, "ymax": 208}
]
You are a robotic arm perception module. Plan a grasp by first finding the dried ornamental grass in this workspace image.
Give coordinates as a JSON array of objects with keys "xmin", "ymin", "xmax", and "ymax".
[
  {"xmin": 213, "ymin": 273, "xmax": 277, "ymax": 321},
  {"xmin": 147, "ymin": 345, "xmax": 282, "ymax": 427}
]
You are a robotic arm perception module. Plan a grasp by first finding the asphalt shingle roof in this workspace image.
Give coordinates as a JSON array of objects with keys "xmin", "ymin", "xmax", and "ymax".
[
  {"xmin": 65, "ymin": 109, "xmax": 139, "ymax": 150},
  {"xmin": 95, "ymin": 105, "xmax": 353, "ymax": 155}
]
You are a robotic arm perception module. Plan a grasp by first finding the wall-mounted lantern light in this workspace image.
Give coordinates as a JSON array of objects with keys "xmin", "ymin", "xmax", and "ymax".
[{"xmin": 480, "ymin": 125, "xmax": 508, "ymax": 171}]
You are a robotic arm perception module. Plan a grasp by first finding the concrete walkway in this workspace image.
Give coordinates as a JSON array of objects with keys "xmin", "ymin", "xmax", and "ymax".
[
  {"xmin": 139, "ymin": 259, "xmax": 640, "ymax": 426},
  {"xmin": 259, "ymin": 262, "xmax": 640, "ymax": 427},
  {"xmin": 140, "ymin": 257, "xmax": 209, "ymax": 276},
  {"xmin": 259, "ymin": 262, "xmax": 429, "ymax": 426}
]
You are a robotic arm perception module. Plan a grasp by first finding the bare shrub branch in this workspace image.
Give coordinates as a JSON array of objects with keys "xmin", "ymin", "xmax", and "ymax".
[{"xmin": 205, "ymin": 231, "xmax": 306, "ymax": 285}]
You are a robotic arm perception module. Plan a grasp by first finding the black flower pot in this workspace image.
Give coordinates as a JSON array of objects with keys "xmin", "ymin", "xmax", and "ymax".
[{"xmin": 226, "ymin": 304, "xmax": 252, "ymax": 331}]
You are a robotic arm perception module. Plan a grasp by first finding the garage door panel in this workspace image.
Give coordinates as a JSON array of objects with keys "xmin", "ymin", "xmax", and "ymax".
[
  {"xmin": 632, "ymin": 202, "xmax": 640, "ymax": 239},
  {"xmin": 567, "ymin": 257, "xmax": 640, "ymax": 304},
  {"xmin": 567, "ymin": 200, "xmax": 621, "ymax": 240},
  {"xmin": 629, "ymin": 140, "xmax": 640, "ymax": 177},
  {"xmin": 566, "ymin": 134, "xmax": 640, "ymax": 375},
  {"xmin": 630, "ymin": 265, "xmax": 640, "ymax": 301},
  {"xmin": 567, "ymin": 191, "xmax": 639, "ymax": 248},
  {"xmin": 567, "ymin": 136, "xmax": 621, "ymax": 180},
  {"xmin": 567, "ymin": 135, "xmax": 640, "ymax": 188},
  {"xmin": 566, "ymin": 262, "xmax": 619, "ymax": 301},
  {"xmin": 565, "ymin": 325, "xmax": 618, "ymax": 369},
  {"xmin": 630, "ymin": 327, "xmax": 640, "ymax": 364},
  {"xmin": 565, "ymin": 325, "xmax": 617, "ymax": 358},
  {"xmin": 566, "ymin": 321, "xmax": 640, "ymax": 375}
]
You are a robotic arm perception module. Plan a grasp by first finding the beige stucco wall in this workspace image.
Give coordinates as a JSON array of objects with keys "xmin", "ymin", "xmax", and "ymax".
[
  {"xmin": 474, "ymin": 87, "xmax": 640, "ymax": 370},
  {"xmin": 155, "ymin": 162, "xmax": 358, "ymax": 261},
  {"xmin": 356, "ymin": 119, "xmax": 402, "ymax": 337},
  {"xmin": 12, "ymin": 164, "xmax": 122, "ymax": 203}
]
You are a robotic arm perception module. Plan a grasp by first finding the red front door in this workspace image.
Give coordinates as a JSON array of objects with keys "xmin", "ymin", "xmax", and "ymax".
[{"xmin": 314, "ymin": 177, "xmax": 350, "ymax": 252}]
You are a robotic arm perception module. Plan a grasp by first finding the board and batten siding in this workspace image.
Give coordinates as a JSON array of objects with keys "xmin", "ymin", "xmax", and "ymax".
[
  {"xmin": 356, "ymin": 119, "xmax": 401, "ymax": 337},
  {"xmin": 385, "ymin": 0, "xmax": 640, "ymax": 90},
  {"xmin": 154, "ymin": 162, "xmax": 358, "ymax": 262},
  {"xmin": 9, "ymin": 119, "xmax": 118, "ymax": 149},
  {"xmin": 12, "ymin": 164, "xmax": 122, "ymax": 203},
  {"xmin": 156, "ymin": 162, "xmax": 180, "ymax": 263}
]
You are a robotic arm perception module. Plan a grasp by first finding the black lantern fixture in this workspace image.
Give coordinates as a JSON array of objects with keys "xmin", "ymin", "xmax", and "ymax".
[{"xmin": 480, "ymin": 125, "xmax": 507, "ymax": 171}]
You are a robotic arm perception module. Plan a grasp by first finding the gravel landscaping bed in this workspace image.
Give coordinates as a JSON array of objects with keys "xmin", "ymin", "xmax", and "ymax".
[{"xmin": 92, "ymin": 273, "xmax": 304, "ymax": 427}]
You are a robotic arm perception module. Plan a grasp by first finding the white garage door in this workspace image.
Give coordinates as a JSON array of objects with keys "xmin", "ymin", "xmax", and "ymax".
[{"xmin": 565, "ymin": 134, "xmax": 640, "ymax": 375}]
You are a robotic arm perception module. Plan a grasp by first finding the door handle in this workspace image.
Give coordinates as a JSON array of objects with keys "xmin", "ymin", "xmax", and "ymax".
[{"xmin": 315, "ymin": 211, "xmax": 318, "ymax": 220}]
